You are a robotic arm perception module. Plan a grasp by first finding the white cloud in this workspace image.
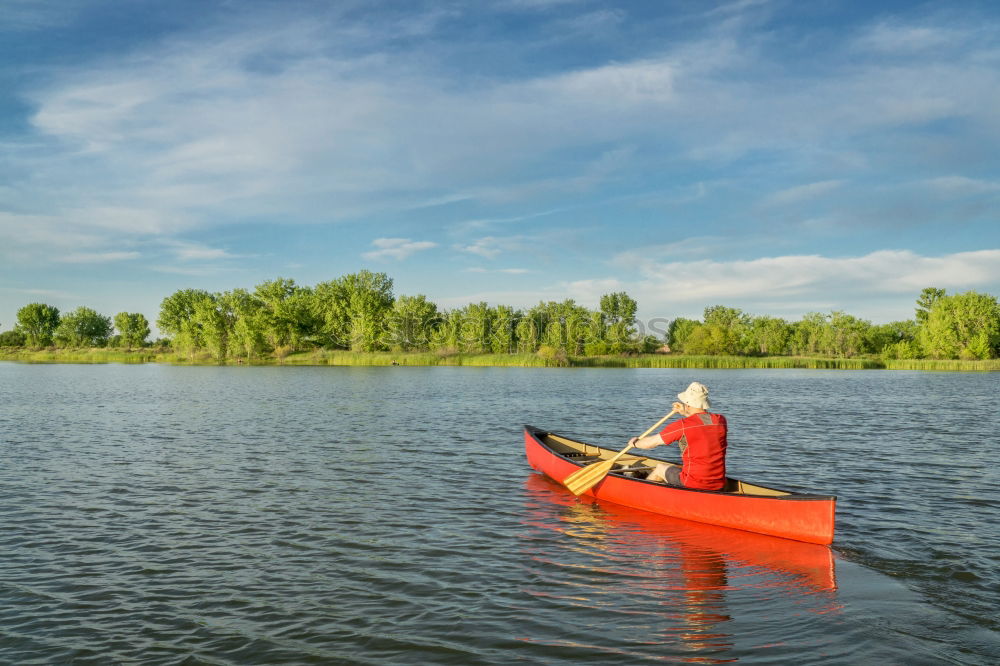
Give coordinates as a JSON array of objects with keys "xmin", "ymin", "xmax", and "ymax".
[
  {"xmin": 923, "ymin": 176, "xmax": 1000, "ymax": 195},
  {"xmin": 56, "ymin": 251, "xmax": 141, "ymax": 264},
  {"xmin": 454, "ymin": 234, "xmax": 540, "ymax": 259},
  {"xmin": 853, "ymin": 21, "xmax": 962, "ymax": 54},
  {"xmin": 765, "ymin": 180, "xmax": 845, "ymax": 206},
  {"xmin": 465, "ymin": 267, "xmax": 531, "ymax": 274},
  {"xmin": 614, "ymin": 237, "xmax": 731, "ymax": 266},
  {"xmin": 622, "ymin": 248, "xmax": 1000, "ymax": 321},
  {"xmin": 162, "ymin": 240, "xmax": 238, "ymax": 262},
  {"xmin": 362, "ymin": 238, "xmax": 437, "ymax": 261},
  {"xmin": 457, "ymin": 237, "xmax": 504, "ymax": 258},
  {"xmin": 0, "ymin": 286, "xmax": 74, "ymax": 299}
]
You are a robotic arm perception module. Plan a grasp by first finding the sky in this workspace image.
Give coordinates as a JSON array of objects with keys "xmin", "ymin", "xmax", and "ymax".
[{"xmin": 2, "ymin": 0, "xmax": 999, "ymax": 335}]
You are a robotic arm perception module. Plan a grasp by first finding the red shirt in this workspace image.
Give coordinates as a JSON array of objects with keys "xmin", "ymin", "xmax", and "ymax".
[{"xmin": 659, "ymin": 412, "xmax": 728, "ymax": 490}]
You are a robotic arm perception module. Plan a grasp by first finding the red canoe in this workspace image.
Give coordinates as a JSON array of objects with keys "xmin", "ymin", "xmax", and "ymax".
[{"xmin": 524, "ymin": 425, "xmax": 837, "ymax": 545}]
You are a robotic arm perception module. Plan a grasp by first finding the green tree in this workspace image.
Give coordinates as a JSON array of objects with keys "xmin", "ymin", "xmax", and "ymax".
[
  {"xmin": 748, "ymin": 316, "xmax": 791, "ymax": 355},
  {"xmin": 16, "ymin": 303, "xmax": 60, "ymax": 346},
  {"xmin": 192, "ymin": 294, "xmax": 230, "ymax": 360},
  {"xmin": 55, "ymin": 307, "xmax": 113, "ymax": 347},
  {"xmin": 158, "ymin": 289, "xmax": 215, "ymax": 356},
  {"xmin": 113, "ymin": 312, "xmax": 151, "ymax": 350},
  {"xmin": 461, "ymin": 302, "xmax": 493, "ymax": 353},
  {"xmin": 386, "ymin": 295, "xmax": 439, "ymax": 352},
  {"xmin": 667, "ymin": 317, "xmax": 700, "ymax": 353},
  {"xmin": 916, "ymin": 287, "xmax": 946, "ymax": 325},
  {"xmin": 788, "ymin": 312, "xmax": 828, "ymax": 356},
  {"xmin": 490, "ymin": 305, "xmax": 518, "ymax": 354},
  {"xmin": 254, "ymin": 278, "xmax": 314, "ymax": 350},
  {"xmin": 314, "ymin": 271, "xmax": 394, "ymax": 352},
  {"xmin": 312, "ymin": 279, "xmax": 351, "ymax": 348},
  {"xmin": 583, "ymin": 310, "xmax": 609, "ymax": 355},
  {"xmin": 684, "ymin": 322, "xmax": 740, "ymax": 355},
  {"xmin": 823, "ymin": 311, "xmax": 874, "ymax": 357},
  {"xmin": 918, "ymin": 290, "xmax": 1000, "ymax": 359},
  {"xmin": 431, "ymin": 309, "xmax": 465, "ymax": 352},
  {"xmin": 677, "ymin": 306, "xmax": 747, "ymax": 355},
  {"xmin": 870, "ymin": 320, "xmax": 920, "ymax": 358},
  {"xmin": 600, "ymin": 291, "xmax": 638, "ymax": 351},
  {"xmin": 515, "ymin": 311, "xmax": 543, "ymax": 353}
]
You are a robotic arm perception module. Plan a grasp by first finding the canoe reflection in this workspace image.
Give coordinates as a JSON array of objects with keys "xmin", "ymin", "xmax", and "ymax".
[{"xmin": 520, "ymin": 473, "xmax": 839, "ymax": 660}]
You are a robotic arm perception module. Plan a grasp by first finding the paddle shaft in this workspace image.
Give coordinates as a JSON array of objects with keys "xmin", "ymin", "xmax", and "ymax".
[
  {"xmin": 604, "ymin": 408, "xmax": 677, "ymax": 465},
  {"xmin": 562, "ymin": 409, "xmax": 677, "ymax": 495},
  {"xmin": 635, "ymin": 408, "xmax": 678, "ymax": 441}
]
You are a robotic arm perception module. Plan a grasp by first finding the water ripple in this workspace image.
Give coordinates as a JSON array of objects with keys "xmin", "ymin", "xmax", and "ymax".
[{"xmin": 1, "ymin": 364, "xmax": 998, "ymax": 663}]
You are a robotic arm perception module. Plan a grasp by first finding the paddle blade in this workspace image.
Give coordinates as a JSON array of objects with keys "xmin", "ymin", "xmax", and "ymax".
[{"xmin": 563, "ymin": 459, "xmax": 616, "ymax": 496}]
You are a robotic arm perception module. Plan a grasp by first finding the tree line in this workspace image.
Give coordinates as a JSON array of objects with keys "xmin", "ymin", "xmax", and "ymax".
[
  {"xmin": 2, "ymin": 275, "xmax": 998, "ymax": 361},
  {"xmin": 668, "ymin": 288, "xmax": 1000, "ymax": 360}
]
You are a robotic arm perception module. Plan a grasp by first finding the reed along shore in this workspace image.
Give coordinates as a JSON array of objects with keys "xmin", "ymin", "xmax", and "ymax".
[{"xmin": 2, "ymin": 348, "xmax": 998, "ymax": 371}]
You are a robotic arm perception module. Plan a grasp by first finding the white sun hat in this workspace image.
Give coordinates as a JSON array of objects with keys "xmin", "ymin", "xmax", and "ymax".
[{"xmin": 677, "ymin": 381, "xmax": 711, "ymax": 410}]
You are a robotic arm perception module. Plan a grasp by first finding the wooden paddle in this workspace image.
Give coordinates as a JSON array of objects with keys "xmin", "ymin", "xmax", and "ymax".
[{"xmin": 562, "ymin": 409, "xmax": 678, "ymax": 496}]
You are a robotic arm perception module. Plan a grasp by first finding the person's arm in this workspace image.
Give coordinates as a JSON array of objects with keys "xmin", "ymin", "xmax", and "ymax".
[
  {"xmin": 628, "ymin": 433, "xmax": 663, "ymax": 449},
  {"xmin": 629, "ymin": 408, "xmax": 688, "ymax": 449}
]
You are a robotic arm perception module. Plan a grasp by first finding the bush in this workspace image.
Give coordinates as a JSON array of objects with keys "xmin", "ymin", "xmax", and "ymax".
[
  {"xmin": 536, "ymin": 345, "xmax": 569, "ymax": 367},
  {"xmin": 881, "ymin": 340, "xmax": 921, "ymax": 360},
  {"xmin": 584, "ymin": 340, "xmax": 610, "ymax": 355},
  {"xmin": 0, "ymin": 330, "xmax": 26, "ymax": 346}
]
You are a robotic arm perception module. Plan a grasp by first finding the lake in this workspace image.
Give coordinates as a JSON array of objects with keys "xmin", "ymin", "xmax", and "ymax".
[{"xmin": 1, "ymin": 363, "xmax": 997, "ymax": 664}]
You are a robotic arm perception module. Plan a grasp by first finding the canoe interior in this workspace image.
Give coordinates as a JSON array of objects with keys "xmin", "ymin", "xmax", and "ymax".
[{"xmin": 540, "ymin": 432, "xmax": 790, "ymax": 497}]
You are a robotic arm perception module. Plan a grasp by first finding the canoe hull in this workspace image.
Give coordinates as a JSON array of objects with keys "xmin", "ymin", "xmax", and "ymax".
[{"xmin": 524, "ymin": 425, "xmax": 836, "ymax": 545}]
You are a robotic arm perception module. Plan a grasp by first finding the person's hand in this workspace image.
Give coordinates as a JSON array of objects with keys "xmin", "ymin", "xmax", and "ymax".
[
  {"xmin": 672, "ymin": 401, "xmax": 685, "ymax": 414},
  {"xmin": 628, "ymin": 436, "xmax": 639, "ymax": 447}
]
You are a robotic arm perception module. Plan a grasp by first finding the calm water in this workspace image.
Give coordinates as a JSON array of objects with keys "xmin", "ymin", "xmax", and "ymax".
[{"xmin": 1, "ymin": 363, "xmax": 997, "ymax": 664}]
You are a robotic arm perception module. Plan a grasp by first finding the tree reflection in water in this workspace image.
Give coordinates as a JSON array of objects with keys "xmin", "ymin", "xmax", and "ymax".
[{"xmin": 519, "ymin": 473, "xmax": 840, "ymax": 662}]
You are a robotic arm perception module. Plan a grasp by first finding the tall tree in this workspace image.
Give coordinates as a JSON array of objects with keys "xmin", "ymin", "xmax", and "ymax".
[
  {"xmin": 748, "ymin": 316, "xmax": 791, "ymax": 356},
  {"xmin": 157, "ymin": 289, "xmax": 214, "ymax": 356},
  {"xmin": 16, "ymin": 303, "xmax": 60, "ymax": 346},
  {"xmin": 916, "ymin": 287, "xmax": 946, "ymax": 325},
  {"xmin": 313, "ymin": 271, "xmax": 394, "ymax": 351},
  {"xmin": 114, "ymin": 312, "xmax": 150, "ymax": 350},
  {"xmin": 515, "ymin": 311, "xmax": 543, "ymax": 353},
  {"xmin": 192, "ymin": 294, "xmax": 230, "ymax": 360},
  {"xmin": 667, "ymin": 317, "xmax": 701, "ymax": 353},
  {"xmin": 600, "ymin": 291, "xmax": 638, "ymax": 351},
  {"xmin": 54, "ymin": 307, "xmax": 113, "ymax": 347},
  {"xmin": 386, "ymin": 295, "xmax": 439, "ymax": 352},
  {"xmin": 490, "ymin": 305, "xmax": 518, "ymax": 354},
  {"xmin": 919, "ymin": 290, "xmax": 1000, "ymax": 359},
  {"xmin": 824, "ymin": 311, "xmax": 874, "ymax": 357},
  {"xmin": 222, "ymin": 289, "xmax": 268, "ymax": 359},
  {"xmin": 461, "ymin": 302, "xmax": 493, "ymax": 353},
  {"xmin": 254, "ymin": 278, "xmax": 312, "ymax": 350},
  {"xmin": 788, "ymin": 313, "xmax": 828, "ymax": 356}
]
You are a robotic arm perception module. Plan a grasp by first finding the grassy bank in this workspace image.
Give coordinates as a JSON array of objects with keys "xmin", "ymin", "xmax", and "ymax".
[{"xmin": 2, "ymin": 347, "xmax": 999, "ymax": 371}]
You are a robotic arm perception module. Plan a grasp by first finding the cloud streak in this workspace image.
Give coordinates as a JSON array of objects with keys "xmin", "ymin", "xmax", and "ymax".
[{"xmin": 362, "ymin": 238, "xmax": 437, "ymax": 261}]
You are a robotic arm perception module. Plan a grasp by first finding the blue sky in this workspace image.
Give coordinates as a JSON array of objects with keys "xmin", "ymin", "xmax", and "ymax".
[{"xmin": 2, "ymin": 0, "xmax": 999, "ymax": 335}]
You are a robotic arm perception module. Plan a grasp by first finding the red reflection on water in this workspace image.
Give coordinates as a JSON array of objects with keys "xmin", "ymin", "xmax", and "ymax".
[{"xmin": 519, "ymin": 473, "xmax": 841, "ymax": 661}]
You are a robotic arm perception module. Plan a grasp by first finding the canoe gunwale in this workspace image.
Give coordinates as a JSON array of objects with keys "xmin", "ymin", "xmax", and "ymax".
[{"xmin": 524, "ymin": 424, "xmax": 835, "ymax": 502}]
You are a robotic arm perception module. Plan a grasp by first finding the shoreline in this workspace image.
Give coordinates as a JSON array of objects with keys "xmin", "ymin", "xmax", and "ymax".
[{"xmin": 2, "ymin": 348, "xmax": 998, "ymax": 371}]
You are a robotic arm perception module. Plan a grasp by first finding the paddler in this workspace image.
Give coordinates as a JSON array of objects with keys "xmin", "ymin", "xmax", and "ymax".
[{"xmin": 627, "ymin": 381, "xmax": 728, "ymax": 490}]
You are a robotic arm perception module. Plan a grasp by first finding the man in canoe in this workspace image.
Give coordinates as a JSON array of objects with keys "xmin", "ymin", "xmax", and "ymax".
[{"xmin": 627, "ymin": 381, "xmax": 728, "ymax": 491}]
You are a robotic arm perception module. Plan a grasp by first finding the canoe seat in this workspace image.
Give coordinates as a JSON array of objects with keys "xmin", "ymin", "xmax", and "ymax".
[
  {"xmin": 612, "ymin": 465, "xmax": 654, "ymax": 478},
  {"xmin": 565, "ymin": 452, "xmax": 602, "ymax": 462},
  {"xmin": 722, "ymin": 478, "xmax": 742, "ymax": 493}
]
